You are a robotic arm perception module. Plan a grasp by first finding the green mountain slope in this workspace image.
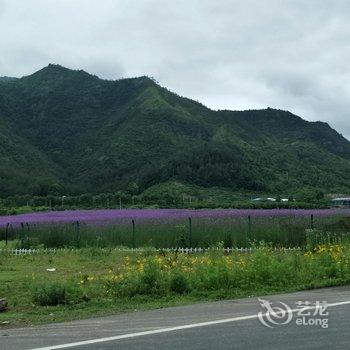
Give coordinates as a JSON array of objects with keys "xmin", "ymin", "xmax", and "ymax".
[{"xmin": 0, "ymin": 64, "xmax": 349, "ymax": 197}]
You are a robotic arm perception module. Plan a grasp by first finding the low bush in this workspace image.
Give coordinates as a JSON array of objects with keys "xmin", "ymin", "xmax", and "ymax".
[
  {"xmin": 169, "ymin": 270, "xmax": 190, "ymax": 294},
  {"xmin": 32, "ymin": 282, "xmax": 85, "ymax": 306}
]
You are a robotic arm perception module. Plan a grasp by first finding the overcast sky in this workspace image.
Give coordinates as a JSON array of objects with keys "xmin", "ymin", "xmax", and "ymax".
[{"xmin": 0, "ymin": 0, "xmax": 349, "ymax": 139}]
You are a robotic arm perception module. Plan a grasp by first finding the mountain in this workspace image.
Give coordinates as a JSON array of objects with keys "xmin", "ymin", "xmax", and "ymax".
[
  {"xmin": 0, "ymin": 77, "xmax": 17, "ymax": 82},
  {"xmin": 0, "ymin": 64, "xmax": 349, "ymax": 197}
]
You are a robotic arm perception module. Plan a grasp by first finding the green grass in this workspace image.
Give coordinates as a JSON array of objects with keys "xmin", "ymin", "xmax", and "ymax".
[{"xmin": 1, "ymin": 241, "xmax": 350, "ymax": 328}]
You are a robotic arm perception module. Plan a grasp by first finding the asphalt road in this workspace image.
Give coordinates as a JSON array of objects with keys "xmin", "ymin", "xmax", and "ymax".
[{"xmin": 2, "ymin": 286, "xmax": 350, "ymax": 350}]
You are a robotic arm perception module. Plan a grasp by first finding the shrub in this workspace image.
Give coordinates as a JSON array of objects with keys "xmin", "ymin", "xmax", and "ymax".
[
  {"xmin": 137, "ymin": 260, "xmax": 165, "ymax": 295},
  {"xmin": 170, "ymin": 270, "xmax": 189, "ymax": 294},
  {"xmin": 223, "ymin": 234, "xmax": 233, "ymax": 248},
  {"xmin": 105, "ymin": 257, "xmax": 167, "ymax": 298},
  {"xmin": 105, "ymin": 275, "xmax": 140, "ymax": 298},
  {"xmin": 32, "ymin": 282, "xmax": 84, "ymax": 306}
]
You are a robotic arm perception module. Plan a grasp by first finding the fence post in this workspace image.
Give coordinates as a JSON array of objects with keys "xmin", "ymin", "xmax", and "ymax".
[
  {"xmin": 188, "ymin": 217, "xmax": 192, "ymax": 247},
  {"xmin": 20, "ymin": 222, "xmax": 25, "ymax": 248},
  {"xmin": 248, "ymin": 215, "xmax": 252, "ymax": 234},
  {"xmin": 5, "ymin": 223, "xmax": 9, "ymax": 246},
  {"xmin": 132, "ymin": 219, "xmax": 136, "ymax": 248},
  {"xmin": 76, "ymin": 221, "xmax": 80, "ymax": 248},
  {"xmin": 310, "ymin": 214, "xmax": 314, "ymax": 230}
]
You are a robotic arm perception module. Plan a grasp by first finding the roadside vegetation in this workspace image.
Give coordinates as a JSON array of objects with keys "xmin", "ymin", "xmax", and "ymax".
[{"xmin": 1, "ymin": 233, "xmax": 350, "ymax": 327}]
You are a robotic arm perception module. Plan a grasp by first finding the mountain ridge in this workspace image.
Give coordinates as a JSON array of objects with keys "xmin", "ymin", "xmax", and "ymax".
[{"xmin": 0, "ymin": 64, "xmax": 349, "ymax": 197}]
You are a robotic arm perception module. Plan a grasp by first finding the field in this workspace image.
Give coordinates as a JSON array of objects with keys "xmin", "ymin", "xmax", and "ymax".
[
  {"xmin": 2, "ymin": 242, "xmax": 350, "ymax": 327},
  {"xmin": 1, "ymin": 208, "xmax": 350, "ymax": 327},
  {"xmin": 1, "ymin": 208, "xmax": 350, "ymax": 249}
]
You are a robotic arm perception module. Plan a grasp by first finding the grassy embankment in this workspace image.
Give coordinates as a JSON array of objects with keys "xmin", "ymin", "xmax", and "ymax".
[{"xmin": 1, "ymin": 239, "xmax": 350, "ymax": 327}]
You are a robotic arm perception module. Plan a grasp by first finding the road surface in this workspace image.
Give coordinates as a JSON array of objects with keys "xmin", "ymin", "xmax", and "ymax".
[{"xmin": 1, "ymin": 286, "xmax": 350, "ymax": 350}]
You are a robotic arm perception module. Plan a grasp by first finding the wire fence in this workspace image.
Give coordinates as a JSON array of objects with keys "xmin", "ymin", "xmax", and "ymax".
[{"xmin": 1, "ymin": 213, "xmax": 348, "ymax": 250}]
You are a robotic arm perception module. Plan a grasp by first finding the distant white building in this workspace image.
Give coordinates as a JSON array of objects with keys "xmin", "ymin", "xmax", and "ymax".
[
  {"xmin": 252, "ymin": 197, "xmax": 276, "ymax": 202},
  {"xmin": 331, "ymin": 198, "xmax": 350, "ymax": 208},
  {"xmin": 252, "ymin": 197, "xmax": 290, "ymax": 203}
]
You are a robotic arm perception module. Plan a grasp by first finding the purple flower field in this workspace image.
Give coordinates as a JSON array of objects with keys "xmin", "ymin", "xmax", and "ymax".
[{"xmin": 0, "ymin": 208, "xmax": 349, "ymax": 228}]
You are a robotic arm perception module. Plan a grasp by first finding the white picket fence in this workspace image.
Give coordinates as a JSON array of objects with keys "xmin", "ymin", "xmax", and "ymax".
[
  {"xmin": 0, "ymin": 247, "xmax": 301, "ymax": 256},
  {"xmin": 0, "ymin": 248, "xmax": 60, "ymax": 255}
]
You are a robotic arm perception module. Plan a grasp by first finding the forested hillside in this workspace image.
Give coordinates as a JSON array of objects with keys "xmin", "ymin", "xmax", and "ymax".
[{"xmin": 0, "ymin": 64, "xmax": 349, "ymax": 198}]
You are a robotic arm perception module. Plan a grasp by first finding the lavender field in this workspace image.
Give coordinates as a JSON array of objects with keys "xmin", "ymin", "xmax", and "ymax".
[{"xmin": 0, "ymin": 208, "xmax": 349, "ymax": 248}]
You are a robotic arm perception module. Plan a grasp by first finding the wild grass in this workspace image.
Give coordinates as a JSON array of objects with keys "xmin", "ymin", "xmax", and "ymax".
[{"xmin": 1, "ymin": 240, "xmax": 350, "ymax": 327}]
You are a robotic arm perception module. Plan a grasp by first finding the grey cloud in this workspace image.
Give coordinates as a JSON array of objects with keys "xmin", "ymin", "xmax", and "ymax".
[{"xmin": 0, "ymin": 0, "xmax": 349, "ymax": 138}]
